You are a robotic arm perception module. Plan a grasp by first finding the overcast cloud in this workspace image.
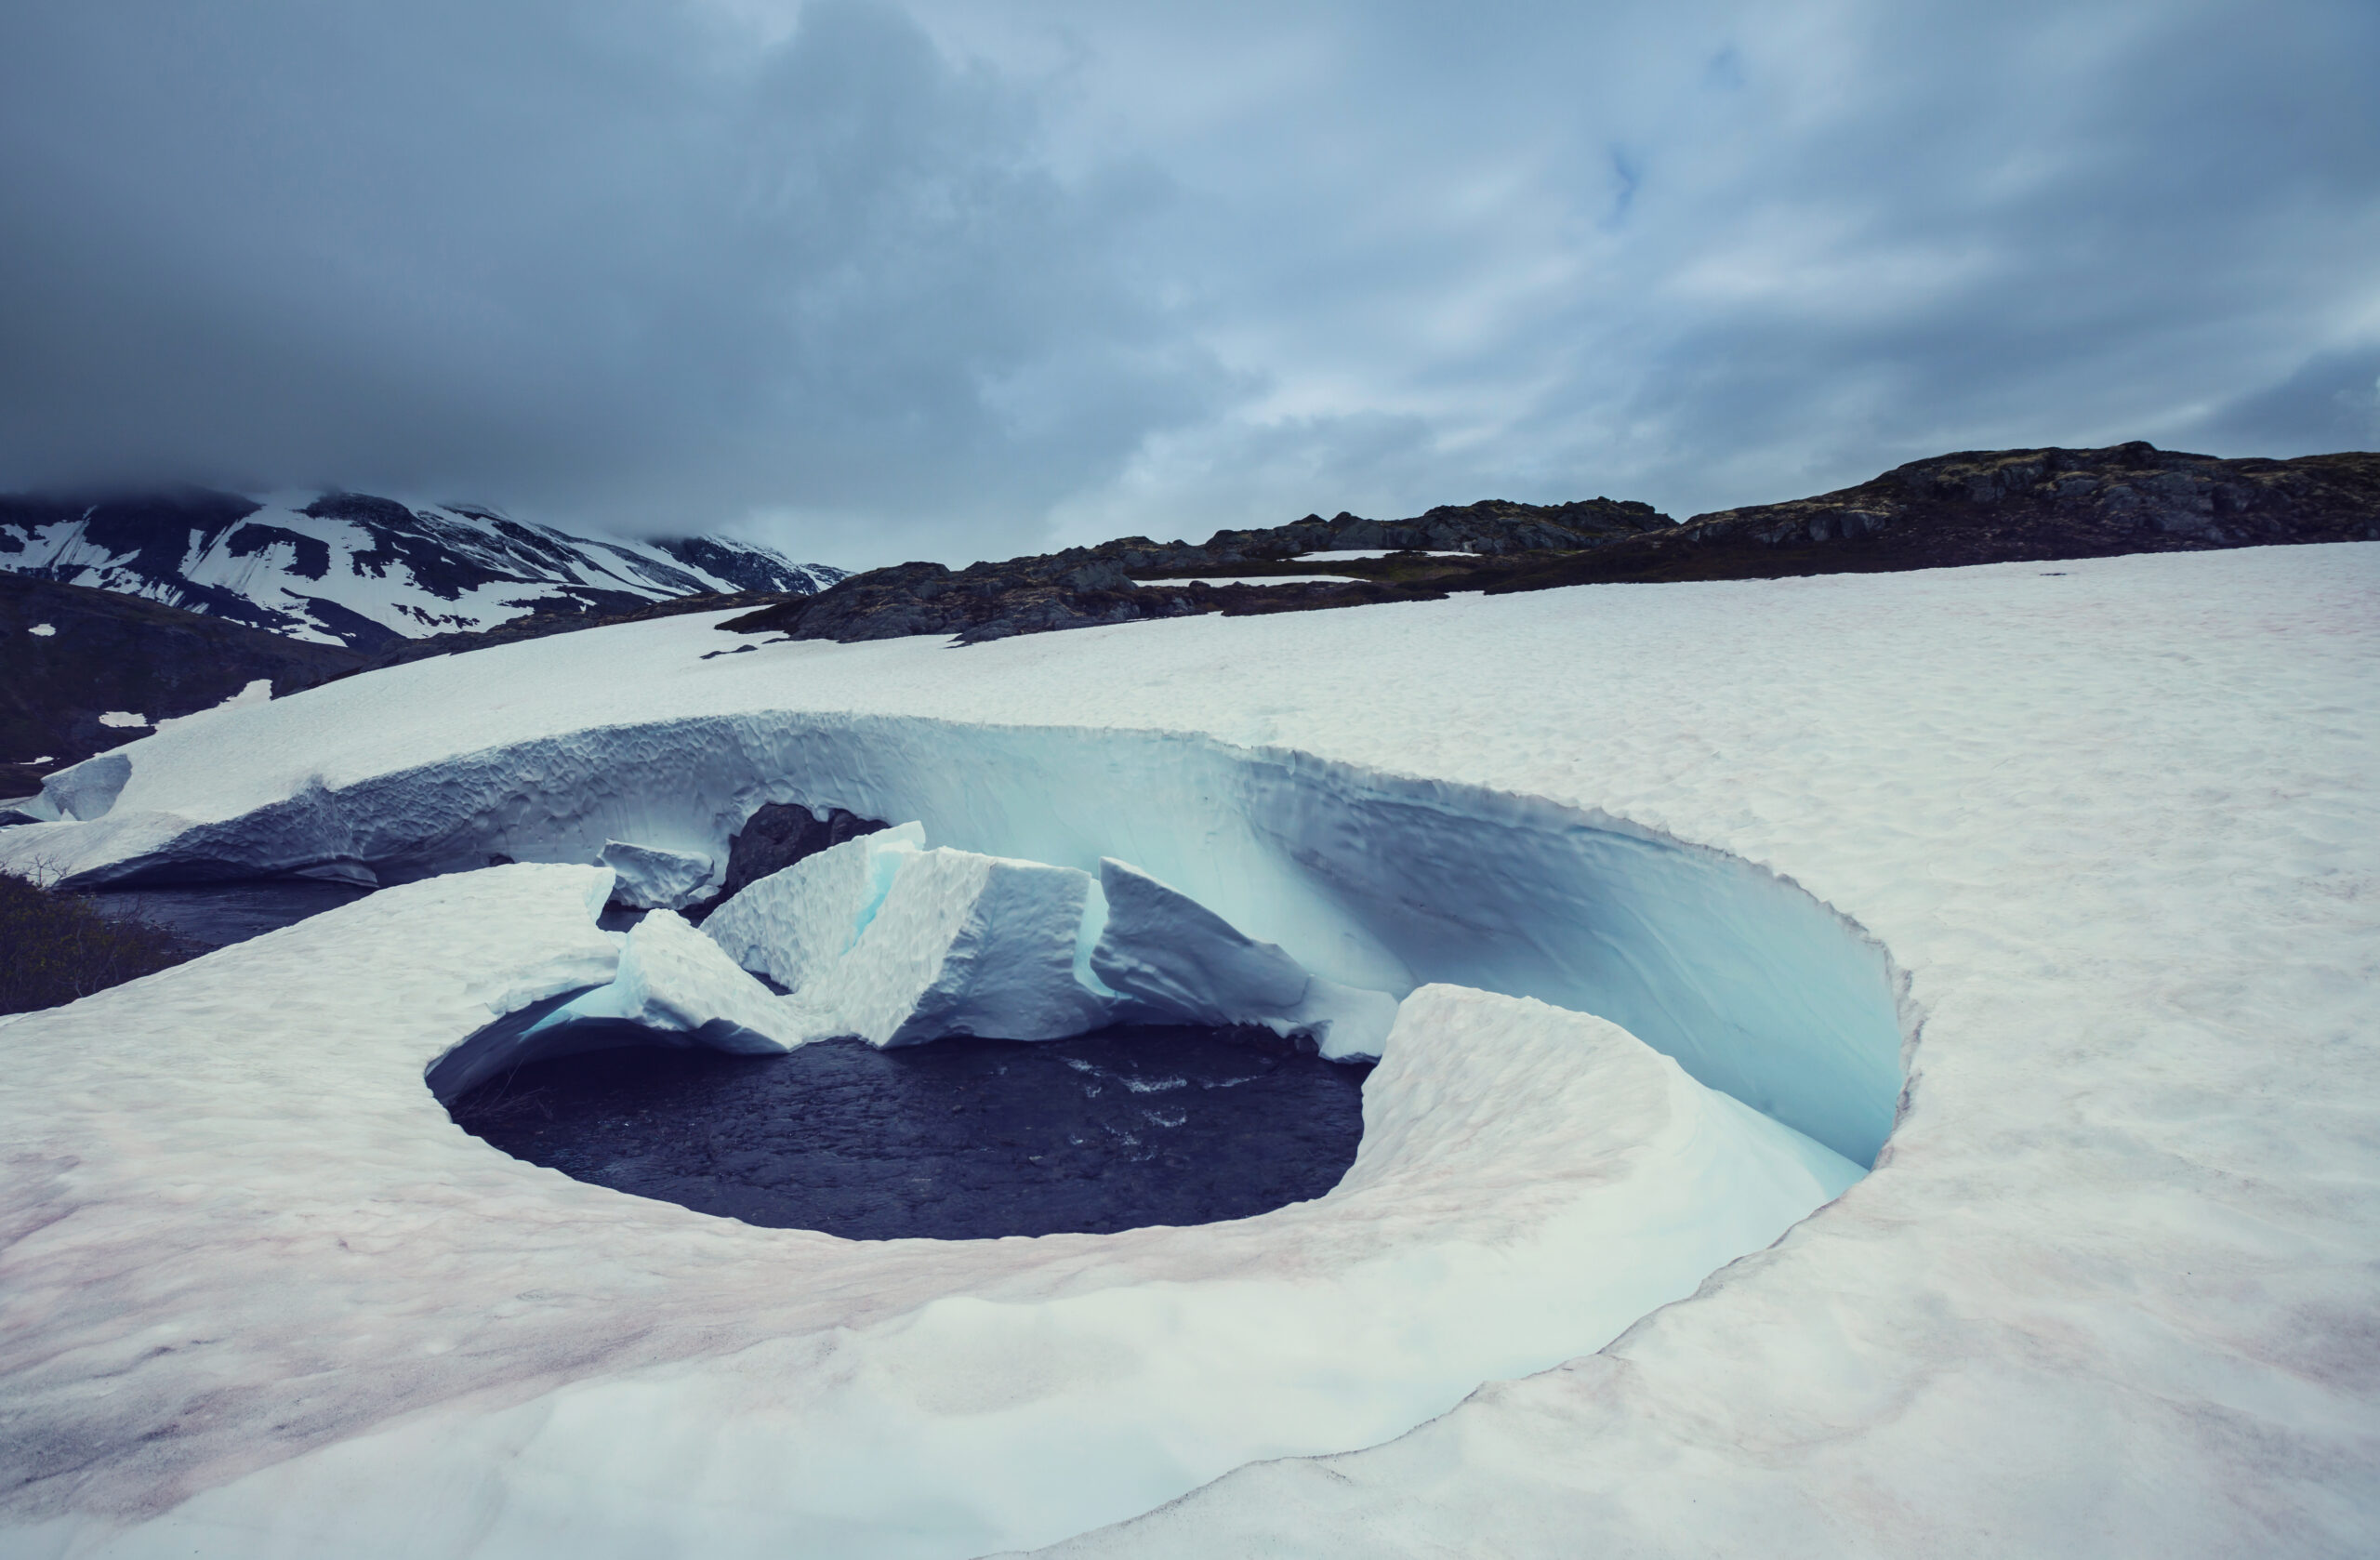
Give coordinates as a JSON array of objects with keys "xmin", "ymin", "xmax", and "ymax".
[{"xmin": 1, "ymin": 0, "xmax": 2373, "ymax": 565}]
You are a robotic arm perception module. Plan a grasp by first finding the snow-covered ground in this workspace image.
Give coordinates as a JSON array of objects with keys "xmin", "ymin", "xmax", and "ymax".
[
  {"xmin": 3, "ymin": 543, "xmax": 2375, "ymax": 1557},
  {"xmin": 1128, "ymin": 573, "xmax": 1364, "ymax": 587},
  {"xmin": 1291, "ymin": 549, "xmax": 1472, "ymax": 560}
]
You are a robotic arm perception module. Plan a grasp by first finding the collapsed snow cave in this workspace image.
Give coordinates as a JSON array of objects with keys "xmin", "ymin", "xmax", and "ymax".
[
  {"xmin": 435, "ymin": 807, "xmax": 1389, "ymax": 1238},
  {"xmin": 35, "ymin": 711, "xmax": 1904, "ymax": 1273}
]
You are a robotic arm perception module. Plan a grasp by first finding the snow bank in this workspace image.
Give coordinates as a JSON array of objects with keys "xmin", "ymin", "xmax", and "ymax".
[
  {"xmin": 536, "ymin": 909, "xmax": 801, "ymax": 1050},
  {"xmin": 153, "ymin": 678, "xmax": 274, "ymax": 737}
]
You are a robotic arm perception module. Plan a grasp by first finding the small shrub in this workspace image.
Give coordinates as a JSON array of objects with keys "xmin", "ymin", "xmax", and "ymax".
[{"xmin": 0, "ymin": 872, "xmax": 195, "ymax": 1015}]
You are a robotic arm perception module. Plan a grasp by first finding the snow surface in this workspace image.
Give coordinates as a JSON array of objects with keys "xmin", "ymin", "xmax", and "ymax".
[
  {"xmin": 2, "ymin": 543, "xmax": 2376, "ymax": 1556},
  {"xmin": 29, "ymin": 621, "xmax": 55, "ymax": 635},
  {"xmin": 0, "ymin": 876, "xmax": 1852, "ymax": 1559},
  {"xmin": 152, "ymin": 678, "xmax": 272, "ymax": 737},
  {"xmin": 1292, "ymin": 549, "xmax": 1472, "ymax": 560},
  {"xmin": 1136, "ymin": 573, "xmax": 1364, "ymax": 587},
  {"xmin": 95, "ymin": 710, "xmax": 148, "ymax": 728}
]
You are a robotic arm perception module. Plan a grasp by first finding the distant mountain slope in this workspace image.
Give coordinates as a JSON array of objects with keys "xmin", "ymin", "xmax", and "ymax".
[
  {"xmin": 0, "ymin": 487, "xmax": 845, "ymax": 649},
  {"xmin": 1, "ymin": 573, "xmax": 363, "ymax": 799}
]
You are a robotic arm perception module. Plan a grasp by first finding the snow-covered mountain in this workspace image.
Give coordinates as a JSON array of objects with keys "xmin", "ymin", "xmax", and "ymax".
[{"xmin": 0, "ymin": 487, "xmax": 844, "ymax": 649}]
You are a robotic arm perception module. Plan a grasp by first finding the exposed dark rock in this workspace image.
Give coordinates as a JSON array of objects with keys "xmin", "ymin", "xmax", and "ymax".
[
  {"xmin": 725, "ymin": 445, "xmax": 2375, "ymax": 648},
  {"xmin": 0, "ymin": 487, "xmax": 295, "ymax": 634},
  {"xmin": 687, "ymin": 802, "xmax": 890, "ymax": 920},
  {"xmin": 1482, "ymin": 443, "xmax": 2380, "ymax": 590},
  {"xmin": 1176, "ymin": 496, "xmax": 1670, "ymax": 563},
  {"xmin": 718, "ymin": 497, "xmax": 1667, "ymax": 645},
  {"xmin": 0, "ymin": 574, "xmax": 363, "ymax": 795}
]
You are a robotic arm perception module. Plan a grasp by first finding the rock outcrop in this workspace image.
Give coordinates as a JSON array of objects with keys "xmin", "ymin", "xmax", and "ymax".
[
  {"xmin": 1487, "ymin": 443, "xmax": 2380, "ymax": 591},
  {"xmin": 722, "ymin": 497, "xmax": 1671, "ymax": 644},
  {"xmin": 727, "ymin": 444, "xmax": 2373, "ymax": 649},
  {"xmin": 691, "ymin": 802, "xmax": 891, "ymax": 919}
]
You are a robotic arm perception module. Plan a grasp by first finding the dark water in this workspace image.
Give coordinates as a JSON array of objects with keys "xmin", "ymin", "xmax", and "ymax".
[
  {"xmin": 449, "ymin": 1025, "xmax": 1372, "ymax": 1240},
  {"xmin": 86, "ymin": 879, "xmax": 374, "ymax": 949}
]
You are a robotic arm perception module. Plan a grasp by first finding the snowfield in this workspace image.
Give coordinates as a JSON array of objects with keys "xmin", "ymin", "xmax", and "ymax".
[{"xmin": 2, "ymin": 543, "xmax": 2375, "ymax": 1557}]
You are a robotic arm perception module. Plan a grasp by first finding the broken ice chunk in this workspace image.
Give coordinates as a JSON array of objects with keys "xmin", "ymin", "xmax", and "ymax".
[
  {"xmin": 599, "ymin": 839, "xmax": 715, "ymax": 910},
  {"xmin": 1090, "ymin": 857, "xmax": 1310, "ymax": 1025},
  {"xmin": 703, "ymin": 820, "xmax": 926, "ymax": 990},
  {"xmin": 1091, "ymin": 857, "xmax": 1398, "ymax": 1057},
  {"xmin": 798, "ymin": 847, "xmax": 1114, "ymax": 1047},
  {"xmin": 532, "ymin": 908, "xmax": 805, "ymax": 1053}
]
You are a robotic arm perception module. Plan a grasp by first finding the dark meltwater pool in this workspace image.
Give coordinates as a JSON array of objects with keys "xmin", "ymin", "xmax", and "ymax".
[
  {"xmin": 88, "ymin": 879, "xmax": 374, "ymax": 949},
  {"xmin": 448, "ymin": 1025, "xmax": 1372, "ymax": 1240}
]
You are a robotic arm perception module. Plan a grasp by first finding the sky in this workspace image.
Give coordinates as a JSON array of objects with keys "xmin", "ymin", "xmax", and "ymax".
[{"xmin": 1, "ymin": 0, "xmax": 2373, "ymax": 568}]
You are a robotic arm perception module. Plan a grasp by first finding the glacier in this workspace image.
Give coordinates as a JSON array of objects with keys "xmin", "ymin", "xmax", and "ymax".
[{"xmin": 1, "ymin": 542, "xmax": 2373, "ymax": 1557}]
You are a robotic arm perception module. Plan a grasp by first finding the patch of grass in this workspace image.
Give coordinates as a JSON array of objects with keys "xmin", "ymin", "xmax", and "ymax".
[{"xmin": 0, "ymin": 870, "xmax": 195, "ymax": 1015}]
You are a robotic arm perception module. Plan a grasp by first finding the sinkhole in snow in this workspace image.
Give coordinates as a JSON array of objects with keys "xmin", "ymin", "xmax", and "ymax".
[
  {"xmin": 446, "ymin": 1023, "xmax": 1370, "ymax": 1240},
  {"xmin": 21, "ymin": 714, "xmax": 1906, "ymax": 1548},
  {"xmin": 42, "ymin": 714, "xmax": 1907, "ymax": 1166}
]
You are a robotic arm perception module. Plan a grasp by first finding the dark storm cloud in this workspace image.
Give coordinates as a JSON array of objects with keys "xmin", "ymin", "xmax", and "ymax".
[
  {"xmin": 1, "ymin": 1, "xmax": 2373, "ymax": 564},
  {"xmin": 0, "ymin": 0, "xmax": 1225, "ymax": 560}
]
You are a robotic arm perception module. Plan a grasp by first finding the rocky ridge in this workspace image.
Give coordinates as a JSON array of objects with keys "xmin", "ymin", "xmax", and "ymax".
[
  {"xmin": 724, "ymin": 444, "xmax": 2378, "ymax": 645},
  {"xmin": 721, "ymin": 497, "xmax": 1672, "ymax": 643},
  {"xmin": 1479, "ymin": 443, "xmax": 2380, "ymax": 592}
]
